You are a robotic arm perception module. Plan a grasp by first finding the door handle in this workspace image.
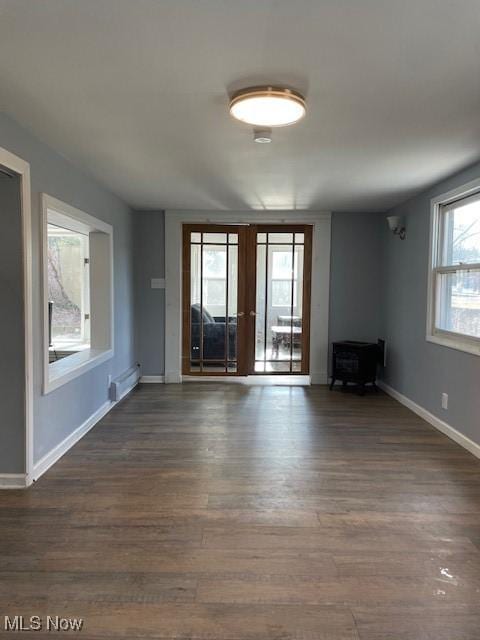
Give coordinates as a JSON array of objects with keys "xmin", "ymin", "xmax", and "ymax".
[
  {"xmin": 249, "ymin": 311, "xmax": 257, "ymax": 316},
  {"xmin": 237, "ymin": 311, "xmax": 245, "ymax": 317}
]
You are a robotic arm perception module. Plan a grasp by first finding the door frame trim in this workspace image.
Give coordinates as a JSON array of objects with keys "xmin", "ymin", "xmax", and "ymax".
[
  {"xmin": 0, "ymin": 146, "xmax": 34, "ymax": 484},
  {"xmin": 165, "ymin": 210, "xmax": 331, "ymax": 384}
]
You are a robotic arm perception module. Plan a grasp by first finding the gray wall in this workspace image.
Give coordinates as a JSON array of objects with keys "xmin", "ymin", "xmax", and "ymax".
[
  {"xmin": 0, "ymin": 113, "xmax": 135, "ymax": 471},
  {"xmin": 131, "ymin": 210, "xmax": 385, "ymax": 377},
  {"xmin": 134, "ymin": 211, "xmax": 165, "ymax": 376},
  {"xmin": 329, "ymin": 212, "xmax": 384, "ymax": 350},
  {"xmin": 381, "ymin": 160, "xmax": 480, "ymax": 447},
  {"xmin": 0, "ymin": 172, "xmax": 25, "ymax": 472}
]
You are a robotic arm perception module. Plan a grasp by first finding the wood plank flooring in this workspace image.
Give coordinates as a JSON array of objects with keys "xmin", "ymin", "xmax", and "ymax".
[{"xmin": 1, "ymin": 383, "xmax": 480, "ymax": 639}]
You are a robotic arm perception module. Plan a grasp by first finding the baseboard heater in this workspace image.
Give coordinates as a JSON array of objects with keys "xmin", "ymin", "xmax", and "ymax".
[{"xmin": 110, "ymin": 365, "xmax": 140, "ymax": 401}]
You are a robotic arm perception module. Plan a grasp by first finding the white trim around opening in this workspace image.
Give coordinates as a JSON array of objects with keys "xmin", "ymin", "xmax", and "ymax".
[
  {"xmin": 0, "ymin": 146, "xmax": 34, "ymax": 485},
  {"xmin": 41, "ymin": 194, "xmax": 114, "ymax": 394},
  {"xmin": 164, "ymin": 210, "xmax": 331, "ymax": 384}
]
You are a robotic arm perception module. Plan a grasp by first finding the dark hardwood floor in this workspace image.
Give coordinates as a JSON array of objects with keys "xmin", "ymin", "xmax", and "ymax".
[{"xmin": 1, "ymin": 383, "xmax": 480, "ymax": 639}]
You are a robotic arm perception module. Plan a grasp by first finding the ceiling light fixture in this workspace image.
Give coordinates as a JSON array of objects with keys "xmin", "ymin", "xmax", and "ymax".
[{"xmin": 230, "ymin": 86, "xmax": 306, "ymax": 127}]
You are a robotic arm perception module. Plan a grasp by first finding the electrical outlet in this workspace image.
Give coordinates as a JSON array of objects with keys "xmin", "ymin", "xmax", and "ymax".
[{"xmin": 441, "ymin": 393, "xmax": 448, "ymax": 410}]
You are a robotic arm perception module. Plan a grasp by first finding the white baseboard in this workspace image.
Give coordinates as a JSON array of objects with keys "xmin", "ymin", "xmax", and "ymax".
[
  {"xmin": 33, "ymin": 400, "xmax": 113, "ymax": 481},
  {"xmin": 140, "ymin": 375, "xmax": 165, "ymax": 383},
  {"xmin": 32, "ymin": 375, "xmax": 139, "ymax": 483},
  {"xmin": 378, "ymin": 380, "xmax": 480, "ymax": 460},
  {"xmin": 0, "ymin": 474, "xmax": 28, "ymax": 489}
]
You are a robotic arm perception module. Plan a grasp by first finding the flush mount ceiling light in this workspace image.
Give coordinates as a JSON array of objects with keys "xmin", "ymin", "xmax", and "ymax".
[{"xmin": 229, "ymin": 86, "xmax": 306, "ymax": 127}]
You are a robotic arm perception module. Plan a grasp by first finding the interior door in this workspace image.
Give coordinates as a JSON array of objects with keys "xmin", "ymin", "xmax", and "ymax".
[
  {"xmin": 182, "ymin": 224, "xmax": 247, "ymax": 375},
  {"xmin": 247, "ymin": 225, "xmax": 312, "ymax": 374},
  {"xmin": 182, "ymin": 223, "xmax": 312, "ymax": 376}
]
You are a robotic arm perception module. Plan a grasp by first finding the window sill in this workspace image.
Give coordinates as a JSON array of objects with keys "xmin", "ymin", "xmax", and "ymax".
[
  {"xmin": 44, "ymin": 348, "xmax": 113, "ymax": 394},
  {"xmin": 426, "ymin": 332, "xmax": 480, "ymax": 357}
]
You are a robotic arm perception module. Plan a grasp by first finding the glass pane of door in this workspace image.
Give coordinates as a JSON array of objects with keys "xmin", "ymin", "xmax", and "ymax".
[
  {"xmin": 185, "ymin": 228, "xmax": 240, "ymax": 374},
  {"xmin": 254, "ymin": 230, "xmax": 308, "ymax": 373}
]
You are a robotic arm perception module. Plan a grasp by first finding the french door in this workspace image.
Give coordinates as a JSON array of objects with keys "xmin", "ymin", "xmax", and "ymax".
[{"xmin": 182, "ymin": 224, "xmax": 312, "ymax": 376}]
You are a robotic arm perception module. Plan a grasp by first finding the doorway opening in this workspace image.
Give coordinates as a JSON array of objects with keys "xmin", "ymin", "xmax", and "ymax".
[
  {"xmin": 0, "ymin": 147, "xmax": 33, "ymax": 486},
  {"xmin": 182, "ymin": 224, "xmax": 312, "ymax": 377}
]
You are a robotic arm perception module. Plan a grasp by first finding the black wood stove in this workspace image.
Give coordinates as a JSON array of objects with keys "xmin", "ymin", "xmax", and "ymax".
[{"xmin": 330, "ymin": 341, "xmax": 380, "ymax": 395}]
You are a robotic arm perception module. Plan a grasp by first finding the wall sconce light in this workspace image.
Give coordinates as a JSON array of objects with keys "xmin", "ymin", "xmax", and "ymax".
[{"xmin": 387, "ymin": 215, "xmax": 406, "ymax": 240}]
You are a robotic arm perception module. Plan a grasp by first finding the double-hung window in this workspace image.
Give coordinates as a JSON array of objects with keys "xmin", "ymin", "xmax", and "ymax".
[{"xmin": 428, "ymin": 181, "xmax": 480, "ymax": 354}]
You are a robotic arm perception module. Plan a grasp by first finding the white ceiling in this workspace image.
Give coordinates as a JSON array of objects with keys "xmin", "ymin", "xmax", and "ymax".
[{"xmin": 1, "ymin": 0, "xmax": 480, "ymax": 211}]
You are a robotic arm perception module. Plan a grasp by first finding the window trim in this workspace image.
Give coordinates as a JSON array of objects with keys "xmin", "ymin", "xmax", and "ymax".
[
  {"xmin": 42, "ymin": 194, "xmax": 114, "ymax": 394},
  {"xmin": 427, "ymin": 177, "xmax": 480, "ymax": 356}
]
